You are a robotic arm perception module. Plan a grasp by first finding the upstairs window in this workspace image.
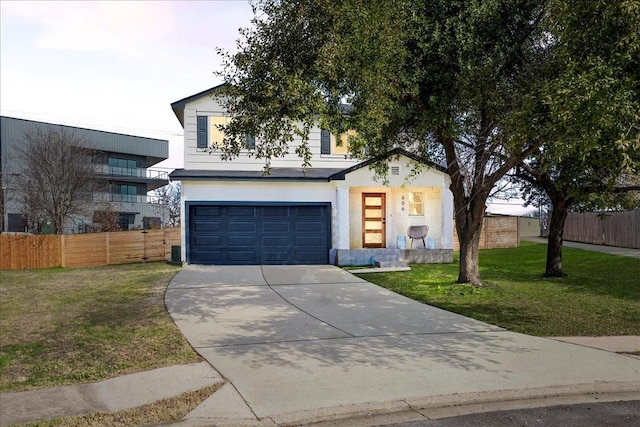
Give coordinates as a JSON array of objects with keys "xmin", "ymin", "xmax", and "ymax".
[
  {"xmin": 197, "ymin": 115, "xmax": 255, "ymax": 150},
  {"xmin": 321, "ymin": 129, "xmax": 356, "ymax": 155},
  {"xmin": 196, "ymin": 116, "xmax": 208, "ymax": 148}
]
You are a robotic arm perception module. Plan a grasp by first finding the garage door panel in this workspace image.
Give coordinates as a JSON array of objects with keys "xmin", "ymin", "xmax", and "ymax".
[
  {"xmin": 262, "ymin": 236, "xmax": 290, "ymax": 247},
  {"xmin": 193, "ymin": 206, "xmax": 222, "ymax": 217},
  {"xmin": 227, "ymin": 207, "xmax": 256, "ymax": 216},
  {"xmin": 192, "ymin": 250, "xmax": 224, "ymax": 264},
  {"xmin": 295, "ymin": 236, "xmax": 324, "ymax": 247},
  {"xmin": 262, "ymin": 221, "xmax": 290, "ymax": 233},
  {"xmin": 193, "ymin": 235, "xmax": 223, "ymax": 246},
  {"xmin": 262, "ymin": 207, "xmax": 290, "ymax": 216},
  {"xmin": 295, "ymin": 206, "xmax": 325, "ymax": 217},
  {"xmin": 295, "ymin": 221, "xmax": 325, "ymax": 233},
  {"xmin": 262, "ymin": 251, "xmax": 291, "ymax": 263},
  {"xmin": 295, "ymin": 251, "xmax": 326, "ymax": 263},
  {"xmin": 189, "ymin": 204, "xmax": 329, "ymax": 265},
  {"xmin": 227, "ymin": 250, "xmax": 258, "ymax": 263},
  {"xmin": 228, "ymin": 221, "xmax": 257, "ymax": 233},
  {"xmin": 227, "ymin": 236, "xmax": 256, "ymax": 246},
  {"xmin": 192, "ymin": 220, "xmax": 223, "ymax": 232}
]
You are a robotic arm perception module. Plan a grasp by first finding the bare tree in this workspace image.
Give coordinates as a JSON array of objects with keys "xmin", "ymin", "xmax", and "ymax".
[
  {"xmin": 92, "ymin": 202, "xmax": 123, "ymax": 232},
  {"xmin": 152, "ymin": 182, "xmax": 181, "ymax": 228},
  {"xmin": 16, "ymin": 128, "xmax": 98, "ymax": 234}
]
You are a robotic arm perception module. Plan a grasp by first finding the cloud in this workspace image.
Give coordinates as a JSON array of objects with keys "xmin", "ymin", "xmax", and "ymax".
[{"xmin": 1, "ymin": 1, "xmax": 175, "ymax": 54}]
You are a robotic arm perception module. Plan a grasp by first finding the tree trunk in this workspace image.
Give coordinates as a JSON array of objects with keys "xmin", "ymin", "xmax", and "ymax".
[
  {"xmin": 545, "ymin": 196, "xmax": 568, "ymax": 277},
  {"xmin": 458, "ymin": 228, "xmax": 482, "ymax": 285}
]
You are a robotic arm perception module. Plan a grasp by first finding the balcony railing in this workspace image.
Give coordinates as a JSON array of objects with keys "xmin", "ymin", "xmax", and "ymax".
[
  {"xmin": 95, "ymin": 165, "xmax": 168, "ymax": 180},
  {"xmin": 93, "ymin": 192, "xmax": 167, "ymax": 204}
]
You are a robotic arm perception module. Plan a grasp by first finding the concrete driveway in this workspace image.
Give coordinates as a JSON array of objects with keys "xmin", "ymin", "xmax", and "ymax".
[{"xmin": 165, "ymin": 265, "xmax": 640, "ymax": 424}]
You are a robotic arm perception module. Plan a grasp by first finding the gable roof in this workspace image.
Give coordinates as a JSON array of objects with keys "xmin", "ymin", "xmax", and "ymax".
[
  {"xmin": 328, "ymin": 147, "xmax": 447, "ymax": 180},
  {"xmin": 169, "ymin": 148, "xmax": 448, "ymax": 182},
  {"xmin": 170, "ymin": 83, "xmax": 227, "ymax": 127}
]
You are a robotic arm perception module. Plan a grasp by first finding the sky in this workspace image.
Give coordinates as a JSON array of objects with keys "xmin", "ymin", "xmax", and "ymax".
[
  {"xmin": 1, "ymin": 0, "xmax": 254, "ymax": 170},
  {"xmin": 0, "ymin": 0, "xmax": 534, "ymax": 215}
]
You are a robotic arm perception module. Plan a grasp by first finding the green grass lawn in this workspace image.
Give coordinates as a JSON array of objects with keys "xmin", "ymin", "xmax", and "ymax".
[
  {"xmin": 0, "ymin": 263, "xmax": 201, "ymax": 392},
  {"xmin": 355, "ymin": 242, "xmax": 640, "ymax": 337}
]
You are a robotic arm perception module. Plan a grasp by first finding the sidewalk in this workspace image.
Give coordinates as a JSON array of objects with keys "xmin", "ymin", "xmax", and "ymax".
[
  {"xmin": 1, "ymin": 337, "xmax": 638, "ymax": 426},
  {"xmin": 522, "ymin": 237, "xmax": 640, "ymax": 259},
  {"xmin": 0, "ymin": 362, "xmax": 222, "ymax": 426}
]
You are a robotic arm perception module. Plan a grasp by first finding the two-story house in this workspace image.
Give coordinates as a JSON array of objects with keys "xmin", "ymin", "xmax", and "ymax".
[
  {"xmin": 169, "ymin": 85, "xmax": 454, "ymax": 266},
  {"xmin": 0, "ymin": 116, "xmax": 169, "ymax": 233}
]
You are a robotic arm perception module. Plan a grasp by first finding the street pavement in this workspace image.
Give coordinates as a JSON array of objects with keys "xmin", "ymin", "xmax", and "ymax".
[{"xmin": 164, "ymin": 265, "xmax": 640, "ymax": 426}]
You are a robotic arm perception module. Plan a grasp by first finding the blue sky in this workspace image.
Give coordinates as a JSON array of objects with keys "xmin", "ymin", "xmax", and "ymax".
[{"xmin": 1, "ymin": 0, "xmax": 254, "ymax": 169}]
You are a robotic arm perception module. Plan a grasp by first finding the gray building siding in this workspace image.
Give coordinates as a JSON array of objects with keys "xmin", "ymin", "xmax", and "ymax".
[
  {"xmin": 0, "ymin": 116, "xmax": 168, "ymax": 164},
  {"xmin": 1, "ymin": 116, "xmax": 169, "ymax": 233}
]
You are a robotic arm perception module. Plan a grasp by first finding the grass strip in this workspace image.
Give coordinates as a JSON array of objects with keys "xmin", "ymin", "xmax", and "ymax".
[
  {"xmin": 0, "ymin": 262, "xmax": 201, "ymax": 392},
  {"xmin": 355, "ymin": 242, "xmax": 640, "ymax": 336}
]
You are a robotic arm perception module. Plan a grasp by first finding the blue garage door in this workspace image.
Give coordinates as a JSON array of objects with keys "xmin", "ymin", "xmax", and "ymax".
[{"xmin": 188, "ymin": 204, "xmax": 330, "ymax": 265}]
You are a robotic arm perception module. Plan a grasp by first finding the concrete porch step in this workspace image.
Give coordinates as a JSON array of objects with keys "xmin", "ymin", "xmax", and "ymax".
[{"xmin": 373, "ymin": 255, "xmax": 409, "ymax": 269}]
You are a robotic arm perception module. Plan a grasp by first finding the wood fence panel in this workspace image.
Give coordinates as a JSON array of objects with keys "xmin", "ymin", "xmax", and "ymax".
[
  {"xmin": 2, "ymin": 228, "xmax": 183, "ymax": 270},
  {"xmin": 62, "ymin": 234, "xmax": 108, "ymax": 268},
  {"xmin": 452, "ymin": 216, "xmax": 519, "ymax": 251},
  {"xmin": 563, "ymin": 210, "xmax": 640, "ymax": 249},
  {"xmin": 164, "ymin": 228, "xmax": 181, "ymax": 260},
  {"xmin": 486, "ymin": 217, "xmax": 519, "ymax": 248},
  {"xmin": 602, "ymin": 210, "xmax": 640, "ymax": 249},
  {"xmin": 564, "ymin": 212, "xmax": 602, "ymax": 244},
  {"xmin": 108, "ymin": 231, "xmax": 146, "ymax": 264},
  {"xmin": 0, "ymin": 234, "xmax": 61, "ymax": 269}
]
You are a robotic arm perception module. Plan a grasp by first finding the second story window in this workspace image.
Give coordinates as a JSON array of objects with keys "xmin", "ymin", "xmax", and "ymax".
[
  {"xmin": 321, "ymin": 129, "xmax": 356, "ymax": 155},
  {"xmin": 197, "ymin": 115, "xmax": 255, "ymax": 150}
]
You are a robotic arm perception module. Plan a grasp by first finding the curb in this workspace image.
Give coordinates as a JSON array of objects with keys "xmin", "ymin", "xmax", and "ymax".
[{"xmin": 171, "ymin": 381, "xmax": 640, "ymax": 426}]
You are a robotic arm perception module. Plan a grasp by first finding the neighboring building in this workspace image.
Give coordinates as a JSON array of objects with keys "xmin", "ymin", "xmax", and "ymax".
[
  {"xmin": 0, "ymin": 116, "xmax": 169, "ymax": 233},
  {"xmin": 169, "ymin": 85, "xmax": 454, "ymax": 266}
]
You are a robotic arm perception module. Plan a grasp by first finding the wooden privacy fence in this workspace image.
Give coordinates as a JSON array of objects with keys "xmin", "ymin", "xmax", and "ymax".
[
  {"xmin": 453, "ymin": 216, "xmax": 519, "ymax": 251},
  {"xmin": 563, "ymin": 210, "xmax": 640, "ymax": 249},
  {"xmin": 1, "ymin": 228, "xmax": 181, "ymax": 270}
]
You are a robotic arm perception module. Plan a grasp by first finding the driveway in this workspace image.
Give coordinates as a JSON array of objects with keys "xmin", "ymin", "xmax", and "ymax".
[{"xmin": 165, "ymin": 265, "xmax": 640, "ymax": 423}]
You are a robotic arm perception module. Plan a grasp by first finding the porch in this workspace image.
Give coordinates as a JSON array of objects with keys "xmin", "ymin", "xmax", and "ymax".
[{"xmin": 330, "ymin": 248, "xmax": 453, "ymax": 267}]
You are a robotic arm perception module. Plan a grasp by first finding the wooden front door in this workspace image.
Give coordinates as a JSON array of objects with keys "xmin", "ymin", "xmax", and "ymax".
[{"xmin": 362, "ymin": 193, "xmax": 386, "ymax": 248}]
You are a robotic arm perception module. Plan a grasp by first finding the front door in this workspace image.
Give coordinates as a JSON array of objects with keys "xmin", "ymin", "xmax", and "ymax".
[{"xmin": 362, "ymin": 193, "xmax": 386, "ymax": 248}]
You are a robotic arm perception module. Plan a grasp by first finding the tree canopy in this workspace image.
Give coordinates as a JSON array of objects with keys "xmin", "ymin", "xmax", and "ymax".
[
  {"xmin": 514, "ymin": 0, "xmax": 640, "ymax": 276},
  {"xmin": 214, "ymin": 0, "xmax": 639, "ymax": 284}
]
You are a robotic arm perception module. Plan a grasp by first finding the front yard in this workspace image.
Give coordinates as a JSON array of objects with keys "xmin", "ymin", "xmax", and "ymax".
[
  {"xmin": 0, "ymin": 263, "xmax": 200, "ymax": 392},
  {"xmin": 355, "ymin": 242, "xmax": 640, "ymax": 337}
]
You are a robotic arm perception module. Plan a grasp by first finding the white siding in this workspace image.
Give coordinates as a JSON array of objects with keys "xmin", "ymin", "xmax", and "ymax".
[{"xmin": 182, "ymin": 96, "xmax": 361, "ymax": 171}]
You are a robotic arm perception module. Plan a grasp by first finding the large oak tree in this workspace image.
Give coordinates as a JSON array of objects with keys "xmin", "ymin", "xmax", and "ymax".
[
  {"xmin": 214, "ymin": 0, "xmax": 547, "ymax": 285},
  {"xmin": 514, "ymin": 0, "xmax": 640, "ymax": 276},
  {"xmin": 213, "ymin": 0, "xmax": 638, "ymax": 284}
]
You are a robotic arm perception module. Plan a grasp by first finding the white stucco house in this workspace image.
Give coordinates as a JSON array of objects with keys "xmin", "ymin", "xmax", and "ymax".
[{"xmin": 169, "ymin": 86, "xmax": 454, "ymax": 266}]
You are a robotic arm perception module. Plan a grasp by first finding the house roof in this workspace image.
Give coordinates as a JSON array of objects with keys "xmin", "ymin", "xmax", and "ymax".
[
  {"xmin": 169, "ymin": 167, "xmax": 345, "ymax": 181},
  {"xmin": 0, "ymin": 116, "xmax": 168, "ymax": 165},
  {"xmin": 328, "ymin": 147, "xmax": 447, "ymax": 179},
  {"xmin": 169, "ymin": 148, "xmax": 448, "ymax": 182},
  {"xmin": 170, "ymin": 84, "xmax": 226, "ymax": 127}
]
